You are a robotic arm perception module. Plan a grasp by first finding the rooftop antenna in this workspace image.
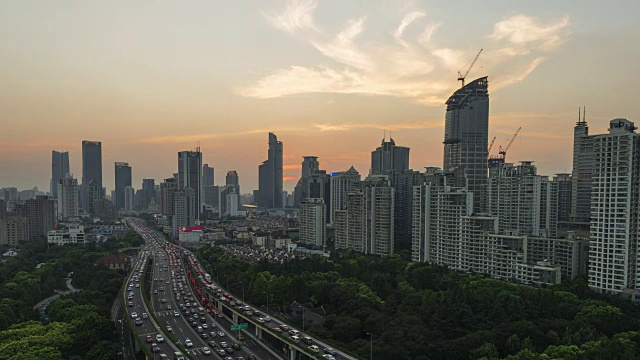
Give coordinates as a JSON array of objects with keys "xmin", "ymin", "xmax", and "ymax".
[{"xmin": 583, "ymin": 106, "xmax": 586, "ymax": 123}]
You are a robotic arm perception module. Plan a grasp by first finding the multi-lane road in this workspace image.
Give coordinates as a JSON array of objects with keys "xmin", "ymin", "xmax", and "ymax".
[
  {"xmin": 124, "ymin": 217, "xmax": 357, "ymax": 360},
  {"xmin": 127, "ymin": 217, "xmax": 280, "ymax": 360}
]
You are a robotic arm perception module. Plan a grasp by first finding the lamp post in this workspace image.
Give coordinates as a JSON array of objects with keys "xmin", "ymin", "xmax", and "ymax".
[
  {"xmin": 264, "ymin": 291, "xmax": 269, "ymax": 316},
  {"xmin": 240, "ymin": 282, "xmax": 245, "ymax": 304},
  {"xmin": 366, "ymin": 332, "xmax": 373, "ymax": 360}
]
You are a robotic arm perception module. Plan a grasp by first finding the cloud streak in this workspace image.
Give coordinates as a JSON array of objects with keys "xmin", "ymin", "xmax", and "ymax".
[{"xmin": 239, "ymin": 1, "xmax": 571, "ymax": 106}]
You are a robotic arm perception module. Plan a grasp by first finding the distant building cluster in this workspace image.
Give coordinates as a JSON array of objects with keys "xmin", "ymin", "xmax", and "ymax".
[{"xmin": 3, "ymin": 74, "xmax": 639, "ymax": 297}]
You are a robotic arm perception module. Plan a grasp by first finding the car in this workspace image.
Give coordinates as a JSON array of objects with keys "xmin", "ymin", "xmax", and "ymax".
[
  {"xmin": 174, "ymin": 311, "xmax": 180, "ymax": 317},
  {"xmin": 156, "ymin": 334, "xmax": 164, "ymax": 343},
  {"xmin": 135, "ymin": 318, "xmax": 142, "ymax": 326},
  {"xmin": 153, "ymin": 290, "xmax": 158, "ymax": 294},
  {"xmin": 201, "ymin": 318, "xmax": 207, "ymax": 323},
  {"xmin": 218, "ymin": 313, "xmax": 224, "ymax": 319},
  {"xmin": 246, "ymin": 311, "xmax": 253, "ymax": 316},
  {"xmin": 308, "ymin": 345, "xmax": 319, "ymax": 353},
  {"xmin": 324, "ymin": 348, "xmax": 337, "ymax": 355},
  {"xmin": 128, "ymin": 301, "xmax": 134, "ymax": 307},
  {"xmin": 203, "ymin": 347, "xmax": 211, "ymax": 355},
  {"xmin": 208, "ymin": 341, "xmax": 217, "ymax": 347},
  {"xmin": 161, "ymin": 298, "xmax": 167, "ymax": 303},
  {"xmin": 145, "ymin": 335, "xmax": 153, "ymax": 343},
  {"xmin": 202, "ymin": 323, "xmax": 208, "ymax": 329},
  {"xmin": 257, "ymin": 318, "xmax": 265, "ymax": 323},
  {"xmin": 243, "ymin": 306, "xmax": 250, "ymax": 312},
  {"xmin": 322, "ymin": 356, "xmax": 336, "ymax": 360},
  {"xmin": 142, "ymin": 313, "xmax": 148, "ymax": 319},
  {"xmin": 272, "ymin": 327, "xmax": 282, "ymax": 333},
  {"xmin": 197, "ymin": 326, "xmax": 203, "ymax": 333},
  {"xmin": 217, "ymin": 349, "xmax": 227, "ymax": 356},
  {"xmin": 210, "ymin": 331, "xmax": 217, "ymax": 337},
  {"xmin": 167, "ymin": 305, "xmax": 172, "ymax": 310},
  {"xmin": 211, "ymin": 323, "xmax": 217, "ymax": 328},
  {"xmin": 218, "ymin": 331, "xmax": 225, "ymax": 337},
  {"xmin": 166, "ymin": 325, "xmax": 173, "ymax": 332},
  {"xmin": 201, "ymin": 333, "xmax": 209, "ymax": 339},
  {"xmin": 151, "ymin": 344, "xmax": 161, "ymax": 353},
  {"xmin": 279, "ymin": 324, "xmax": 289, "ymax": 331},
  {"xmin": 232, "ymin": 343, "xmax": 241, "ymax": 350},
  {"xmin": 263, "ymin": 316, "xmax": 272, "ymax": 322},
  {"xmin": 220, "ymin": 342, "xmax": 228, "ymax": 348},
  {"xmin": 225, "ymin": 348, "xmax": 234, "ymax": 354},
  {"xmin": 185, "ymin": 339, "xmax": 193, "ymax": 347},
  {"xmin": 131, "ymin": 312, "xmax": 138, "ymax": 319}
]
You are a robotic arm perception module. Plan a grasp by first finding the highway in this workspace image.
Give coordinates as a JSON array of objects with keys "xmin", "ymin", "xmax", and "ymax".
[
  {"xmin": 125, "ymin": 246, "xmax": 180, "ymax": 358},
  {"xmin": 127, "ymin": 217, "xmax": 281, "ymax": 360}
]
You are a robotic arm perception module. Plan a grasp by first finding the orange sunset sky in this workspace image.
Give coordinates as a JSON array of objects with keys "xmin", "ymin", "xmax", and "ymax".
[{"xmin": 1, "ymin": 1, "xmax": 638, "ymax": 193}]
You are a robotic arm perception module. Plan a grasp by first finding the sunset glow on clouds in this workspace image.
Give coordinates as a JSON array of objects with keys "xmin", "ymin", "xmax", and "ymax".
[
  {"xmin": 238, "ymin": 0, "xmax": 571, "ymax": 105},
  {"xmin": 0, "ymin": 1, "xmax": 637, "ymax": 192}
]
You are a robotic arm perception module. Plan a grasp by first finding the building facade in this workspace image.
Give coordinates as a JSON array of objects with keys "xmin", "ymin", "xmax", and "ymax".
[
  {"xmin": 114, "ymin": 162, "xmax": 132, "ymax": 209},
  {"xmin": 443, "ymin": 77, "xmax": 489, "ymax": 214},
  {"xmin": 56, "ymin": 176, "xmax": 79, "ymax": 220},
  {"xmin": 370, "ymin": 137, "xmax": 410, "ymax": 175},
  {"xmin": 50, "ymin": 150, "xmax": 70, "ymax": 198},
  {"xmin": 329, "ymin": 166, "xmax": 360, "ymax": 224},
  {"xmin": 178, "ymin": 150, "xmax": 202, "ymax": 219},
  {"xmin": 299, "ymin": 198, "xmax": 326, "ymax": 248},
  {"xmin": 258, "ymin": 133, "xmax": 283, "ymax": 208}
]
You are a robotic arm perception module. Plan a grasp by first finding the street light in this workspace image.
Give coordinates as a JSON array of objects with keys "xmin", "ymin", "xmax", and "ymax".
[
  {"xmin": 366, "ymin": 332, "xmax": 373, "ymax": 360},
  {"xmin": 264, "ymin": 292, "xmax": 269, "ymax": 316}
]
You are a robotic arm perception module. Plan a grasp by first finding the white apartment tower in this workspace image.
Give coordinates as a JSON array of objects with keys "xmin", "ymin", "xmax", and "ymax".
[
  {"xmin": 56, "ymin": 176, "xmax": 79, "ymax": 219},
  {"xmin": 299, "ymin": 198, "xmax": 326, "ymax": 248},
  {"xmin": 329, "ymin": 166, "xmax": 360, "ymax": 224},
  {"xmin": 124, "ymin": 186, "xmax": 135, "ymax": 211},
  {"xmin": 589, "ymin": 118, "xmax": 640, "ymax": 294}
]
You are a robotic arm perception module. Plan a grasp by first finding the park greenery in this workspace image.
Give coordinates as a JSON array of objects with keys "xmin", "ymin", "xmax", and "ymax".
[
  {"xmin": 0, "ymin": 230, "xmax": 143, "ymax": 359},
  {"xmin": 198, "ymin": 246, "xmax": 640, "ymax": 359}
]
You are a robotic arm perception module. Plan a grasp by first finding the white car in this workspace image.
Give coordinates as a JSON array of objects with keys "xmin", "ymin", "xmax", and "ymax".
[
  {"xmin": 202, "ymin": 347, "xmax": 211, "ymax": 355},
  {"xmin": 156, "ymin": 334, "xmax": 164, "ymax": 343},
  {"xmin": 322, "ymin": 355, "xmax": 336, "ymax": 360},
  {"xmin": 130, "ymin": 312, "xmax": 138, "ymax": 319},
  {"xmin": 185, "ymin": 339, "xmax": 193, "ymax": 347},
  {"xmin": 166, "ymin": 325, "xmax": 173, "ymax": 332},
  {"xmin": 264, "ymin": 316, "xmax": 272, "ymax": 322}
]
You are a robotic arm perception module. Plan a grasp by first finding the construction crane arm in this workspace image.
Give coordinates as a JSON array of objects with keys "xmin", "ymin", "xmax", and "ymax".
[
  {"xmin": 458, "ymin": 48, "xmax": 483, "ymax": 86},
  {"xmin": 503, "ymin": 127, "xmax": 522, "ymax": 153},
  {"xmin": 488, "ymin": 136, "xmax": 496, "ymax": 153}
]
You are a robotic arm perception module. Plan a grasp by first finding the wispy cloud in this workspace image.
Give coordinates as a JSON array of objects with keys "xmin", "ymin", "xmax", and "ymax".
[
  {"xmin": 239, "ymin": 2, "xmax": 571, "ymax": 106},
  {"xmin": 266, "ymin": 0, "xmax": 318, "ymax": 33}
]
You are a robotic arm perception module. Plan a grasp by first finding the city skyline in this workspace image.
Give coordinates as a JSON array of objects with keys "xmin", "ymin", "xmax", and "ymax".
[{"xmin": 1, "ymin": 1, "xmax": 638, "ymax": 194}]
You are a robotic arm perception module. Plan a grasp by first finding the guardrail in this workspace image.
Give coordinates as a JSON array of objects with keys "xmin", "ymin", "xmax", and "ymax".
[{"xmin": 121, "ymin": 253, "xmax": 155, "ymax": 360}]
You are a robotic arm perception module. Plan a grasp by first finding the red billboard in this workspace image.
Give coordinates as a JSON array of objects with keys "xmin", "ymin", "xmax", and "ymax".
[{"xmin": 179, "ymin": 226, "xmax": 203, "ymax": 232}]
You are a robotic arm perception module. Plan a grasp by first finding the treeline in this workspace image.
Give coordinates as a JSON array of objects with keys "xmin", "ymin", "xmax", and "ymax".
[
  {"xmin": 0, "ymin": 230, "xmax": 143, "ymax": 359},
  {"xmin": 198, "ymin": 246, "xmax": 640, "ymax": 359}
]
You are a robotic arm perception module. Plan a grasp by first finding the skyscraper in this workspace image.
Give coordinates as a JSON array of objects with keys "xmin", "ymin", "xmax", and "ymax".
[
  {"xmin": 443, "ymin": 77, "xmax": 489, "ymax": 214},
  {"xmin": 370, "ymin": 137, "xmax": 410, "ymax": 174},
  {"xmin": 124, "ymin": 186, "xmax": 135, "ymax": 211},
  {"xmin": 589, "ymin": 118, "xmax": 640, "ymax": 294},
  {"xmin": 329, "ymin": 166, "xmax": 360, "ymax": 224},
  {"xmin": 17, "ymin": 195, "xmax": 56, "ymax": 240},
  {"xmin": 570, "ymin": 108, "xmax": 594, "ymax": 223},
  {"xmin": 258, "ymin": 133, "xmax": 283, "ymax": 208},
  {"xmin": 202, "ymin": 164, "xmax": 215, "ymax": 186},
  {"xmin": 142, "ymin": 179, "xmax": 155, "ymax": 208},
  {"xmin": 226, "ymin": 171, "xmax": 239, "ymax": 192},
  {"xmin": 294, "ymin": 156, "xmax": 320, "ymax": 206},
  {"xmin": 299, "ymin": 198, "xmax": 326, "ymax": 248},
  {"xmin": 82, "ymin": 141, "xmax": 102, "ymax": 211},
  {"xmin": 178, "ymin": 149, "xmax": 203, "ymax": 219},
  {"xmin": 160, "ymin": 178, "xmax": 178, "ymax": 216},
  {"xmin": 56, "ymin": 176, "xmax": 79, "ymax": 220},
  {"xmin": 114, "ymin": 162, "xmax": 132, "ymax": 209},
  {"xmin": 51, "ymin": 151, "xmax": 70, "ymax": 197},
  {"xmin": 173, "ymin": 188, "xmax": 196, "ymax": 237}
]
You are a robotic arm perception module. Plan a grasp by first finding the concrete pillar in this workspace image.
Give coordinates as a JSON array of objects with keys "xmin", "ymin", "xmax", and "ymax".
[
  {"xmin": 289, "ymin": 347, "xmax": 298, "ymax": 360},
  {"xmin": 255, "ymin": 327, "xmax": 262, "ymax": 340},
  {"xmin": 217, "ymin": 301, "xmax": 223, "ymax": 312},
  {"xmin": 232, "ymin": 312, "xmax": 238, "ymax": 323}
]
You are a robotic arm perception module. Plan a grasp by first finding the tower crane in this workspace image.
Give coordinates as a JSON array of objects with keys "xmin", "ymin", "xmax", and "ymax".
[
  {"xmin": 488, "ymin": 136, "xmax": 496, "ymax": 154},
  {"xmin": 498, "ymin": 127, "xmax": 522, "ymax": 160},
  {"xmin": 457, "ymin": 48, "xmax": 483, "ymax": 87}
]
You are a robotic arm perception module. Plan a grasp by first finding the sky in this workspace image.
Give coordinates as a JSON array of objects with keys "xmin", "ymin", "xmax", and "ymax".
[{"xmin": 1, "ymin": 0, "xmax": 639, "ymax": 194}]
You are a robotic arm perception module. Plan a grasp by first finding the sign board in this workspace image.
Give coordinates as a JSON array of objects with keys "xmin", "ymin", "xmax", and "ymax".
[
  {"xmin": 179, "ymin": 226, "xmax": 203, "ymax": 232},
  {"xmin": 231, "ymin": 323, "xmax": 248, "ymax": 331}
]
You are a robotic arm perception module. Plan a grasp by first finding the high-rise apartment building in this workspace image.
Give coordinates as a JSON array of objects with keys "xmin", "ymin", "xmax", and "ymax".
[
  {"xmin": 443, "ymin": 77, "xmax": 489, "ymax": 214},
  {"xmin": 202, "ymin": 164, "xmax": 215, "ymax": 186},
  {"xmin": 50, "ymin": 151, "xmax": 70, "ymax": 197},
  {"xmin": 299, "ymin": 198, "xmax": 326, "ymax": 248},
  {"xmin": 17, "ymin": 195, "xmax": 56, "ymax": 240},
  {"xmin": 173, "ymin": 188, "xmax": 196, "ymax": 237},
  {"xmin": 553, "ymin": 173, "xmax": 573, "ymax": 222},
  {"xmin": 294, "ymin": 156, "xmax": 320, "ymax": 206},
  {"xmin": 370, "ymin": 137, "xmax": 410, "ymax": 174},
  {"xmin": 124, "ymin": 186, "xmax": 135, "ymax": 211},
  {"xmin": 329, "ymin": 166, "xmax": 360, "ymax": 224},
  {"xmin": 178, "ymin": 150, "xmax": 202, "ymax": 219},
  {"xmin": 56, "ymin": 176, "xmax": 79, "ymax": 219},
  {"xmin": 0, "ymin": 199, "xmax": 5, "ymax": 219},
  {"xmin": 203, "ymin": 185, "xmax": 219, "ymax": 212},
  {"xmin": 160, "ymin": 178, "xmax": 178, "ymax": 216},
  {"xmin": 142, "ymin": 179, "xmax": 155, "ymax": 208},
  {"xmin": 85, "ymin": 180, "xmax": 103, "ymax": 215},
  {"xmin": 390, "ymin": 169, "xmax": 422, "ymax": 250},
  {"xmin": 226, "ymin": 171, "xmax": 239, "ymax": 194},
  {"xmin": 334, "ymin": 175, "xmax": 394, "ymax": 257},
  {"xmin": 258, "ymin": 133, "xmax": 283, "ymax": 208},
  {"xmin": 114, "ymin": 162, "xmax": 132, "ymax": 209},
  {"xmin": 82, "ymin": 141, "xmax": 102, "ymax": 210},
  {"xmin": 487, "ymin": 161, "xmax": 558, "ymax": 238},
  {"xmin": 589, "ymin": 118, "xmax": 640, "ymax": 294},
  {"xmin": 0, "ymin": 217, "xmax": 29, "ymax": 246},
  {"xmin": 570, "ymin": 108, "xmax": 594, "ymax": 223}
]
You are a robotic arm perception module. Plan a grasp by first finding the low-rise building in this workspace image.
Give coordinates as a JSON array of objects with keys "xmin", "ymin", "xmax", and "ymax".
[
  {"xmin": 94, "ymin": 253, "xmax": 131, "ymax": 270},
  {"xmin": 47, "ymin": 225, "xmax": 86, "ymax": 245}
]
